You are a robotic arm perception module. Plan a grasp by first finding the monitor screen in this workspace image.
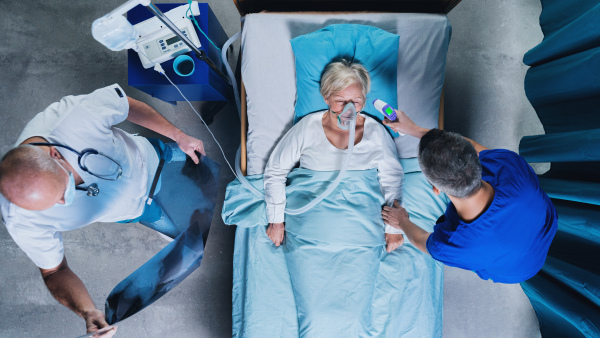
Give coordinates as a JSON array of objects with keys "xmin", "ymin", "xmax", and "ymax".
[{"xmin": 166, "ymin": 35, "xmax": 181, "ymax": 45}]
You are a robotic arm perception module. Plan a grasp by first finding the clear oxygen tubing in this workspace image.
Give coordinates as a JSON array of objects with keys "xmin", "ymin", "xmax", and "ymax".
[
  {"xmin": 218, "ymin": 29, "xmax": 358, "ymax": 214},
  {"xmin": 147, "ymin": 28, "xmax": 357, "ymax": 215},
  {"xmin": 285, "ymin": 105, "xmax": 356, "ymax": 215}
]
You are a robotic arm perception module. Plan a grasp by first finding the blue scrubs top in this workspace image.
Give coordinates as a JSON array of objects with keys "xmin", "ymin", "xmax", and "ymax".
[{"xmin": 426, "ymin": 149, "xmax": 558, "ymax": 283}]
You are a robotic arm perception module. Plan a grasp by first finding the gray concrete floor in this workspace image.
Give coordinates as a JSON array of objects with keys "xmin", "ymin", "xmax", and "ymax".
[
  {"xmin": 0, "ymin": 0, "xmax": 544, "ymax": 337},
  {"xmin": 444, "ymin": 0, "xmax": 545, "ymax": 337}
]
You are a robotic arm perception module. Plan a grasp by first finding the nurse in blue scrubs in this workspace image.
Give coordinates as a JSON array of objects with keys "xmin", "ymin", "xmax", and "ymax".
[{"xmin": 381, "ymin": 110, "xmax": 558, "ymax": 283}]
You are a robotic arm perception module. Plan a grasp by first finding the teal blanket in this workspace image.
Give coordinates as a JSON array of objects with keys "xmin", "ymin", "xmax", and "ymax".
[{"xmin": 223, "ymin": 158, "xmax": 449, "ymax": 337}]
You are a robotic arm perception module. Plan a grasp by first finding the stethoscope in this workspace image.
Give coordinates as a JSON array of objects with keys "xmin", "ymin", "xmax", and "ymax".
[{"xmin": 30, "ymin": 142, "xmax": 123, "ymax": 197}]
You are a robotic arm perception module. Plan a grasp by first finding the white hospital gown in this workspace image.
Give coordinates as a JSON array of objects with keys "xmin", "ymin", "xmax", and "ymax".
[{"xmin": 264, "ymin": 111, "xmax": 404, "ymax": 234}]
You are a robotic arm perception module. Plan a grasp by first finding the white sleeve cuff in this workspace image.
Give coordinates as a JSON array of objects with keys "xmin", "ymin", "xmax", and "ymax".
[
  {"xmin": 385, "ymin": 223, "xmax": 404, "ymax": 235},
  {"xmin": 266, "ymin": 202, "xmax": 286, "ymax": 224}
]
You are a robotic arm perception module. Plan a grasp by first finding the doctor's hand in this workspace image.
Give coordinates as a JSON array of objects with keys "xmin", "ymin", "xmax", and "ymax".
[
  {"xmin": 382, "ymin": 200, "xmax": 410, "ymax": 231},
  {"xmin": 174, "ymin": 129, "xmax": 206, "ymax": 164},
  {"xmin": 85, "ymin": 309, "xmax": 117, "ymax": 337},
  {"xmin": 382, "ymin": 109, "xmax": 429, "ymax": 139},
  {"xmin": 266, "ymin": 222, "xmax": 285, "ymax": 246},
  {"xmin": 385, "ymin": 233, "xmax": 404, "ymax": 253}
]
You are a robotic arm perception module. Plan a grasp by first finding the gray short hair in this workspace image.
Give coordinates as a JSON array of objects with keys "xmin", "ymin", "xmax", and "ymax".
[
  {"xmin": 0, "ymin": 145, "xmax": 61, "ymax": 197},
  {"xmin": 320, "ymin": 59, "xmax": 371, "ymax": 99},
  {"xmin": 418, "ymin": 129, "xmax": 482, "ymax": 199}
]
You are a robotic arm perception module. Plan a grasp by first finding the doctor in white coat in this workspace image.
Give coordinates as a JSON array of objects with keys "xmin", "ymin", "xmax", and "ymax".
[{"xmin": 0, "ymin": 84, "xmax": 205, "ymax": 335}]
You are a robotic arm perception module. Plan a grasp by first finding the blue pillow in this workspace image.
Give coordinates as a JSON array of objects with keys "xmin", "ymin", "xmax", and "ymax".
[{"xmin": 290, "ymin": 24, "xmax": 399, "ymax": 136}]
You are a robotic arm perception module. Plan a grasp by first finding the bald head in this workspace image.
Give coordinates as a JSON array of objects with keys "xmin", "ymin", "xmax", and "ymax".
[{"xmin": 0, "ymin": 145, "xmax": 67, "ymax": 210}]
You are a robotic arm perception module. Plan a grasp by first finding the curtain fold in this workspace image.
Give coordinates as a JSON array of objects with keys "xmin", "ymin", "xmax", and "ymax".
[
  {"xmin": 525, "ymin": 47, "xmax": 600, "ymax": 109},
  {"xmin": 522, "ymin": 273, "xmax": 600, "ymax": 338},
  {"xmin": 520, "ymin": 129, "xmax": 600, "ymax": 162},
  {"xmin": 538, "ymin": 178, "xmax": 600, "ymax": 206},
  {"xmin": 519, "ymin": 0, "xmax": 600, "ymax": 336},
  {"xmin": 553, "ymin": 201, "xmax": 600, "ymax": 243},
  {"xmin": 524, "ymin": 3, "xmax": 600, "ymax": 66},
  {"xmin": 542, "ymin": 257, "xmax": 600, "ymax": 308}
]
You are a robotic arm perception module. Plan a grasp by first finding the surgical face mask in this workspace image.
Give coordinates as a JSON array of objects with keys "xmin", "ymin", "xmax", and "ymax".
[{"xmin": 55, "ymin": 161, "xmax": 76, "ymax": 207}]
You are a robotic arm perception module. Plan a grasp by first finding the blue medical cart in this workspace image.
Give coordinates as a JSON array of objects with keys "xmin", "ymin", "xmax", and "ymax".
[{"xmin": 127, "ymin": 3, "xmax": 230, "ymax": 104}]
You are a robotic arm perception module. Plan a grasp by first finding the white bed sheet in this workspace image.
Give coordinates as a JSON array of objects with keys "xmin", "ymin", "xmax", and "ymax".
[{"xmin": 241, "ymin": 13, "xmax": 451, "ymax": 175}]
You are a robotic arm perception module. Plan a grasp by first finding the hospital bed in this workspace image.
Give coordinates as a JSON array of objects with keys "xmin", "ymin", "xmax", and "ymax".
[{"xmin": 228, "ymin": 1, "xmax": 458, "ymax": 336}]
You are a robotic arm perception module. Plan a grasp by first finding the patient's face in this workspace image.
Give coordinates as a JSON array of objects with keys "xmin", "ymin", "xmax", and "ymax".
[{"xmin": 325, "ymin": 82, "xmax": 365, "ymax": 114}]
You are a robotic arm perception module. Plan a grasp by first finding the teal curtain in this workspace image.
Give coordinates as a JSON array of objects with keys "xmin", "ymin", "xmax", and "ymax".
[{"xmin": 519, "ymin": 0, "xmax": 600, "ymax": 336}]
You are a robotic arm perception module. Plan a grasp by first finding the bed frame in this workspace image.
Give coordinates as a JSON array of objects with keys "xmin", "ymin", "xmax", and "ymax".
[
  {"xmin": 235, "ymin": 0, "xmax": 458, "ymax": 174},
  {"xmin": 233, "ymin": 0, "xmax": 462, "ymax": 15}
]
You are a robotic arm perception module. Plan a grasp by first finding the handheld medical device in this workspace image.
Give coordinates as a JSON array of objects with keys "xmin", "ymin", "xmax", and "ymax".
[
  {"xmin": 373, "ymin": 99, "xmax": 397, "ymax": 121},
  {"xmin": 133, "ymin": 2, "xmax": 201, "ymax": 69},
  {"xmin": 373, "ymin": 99, "xmax": 405, "ymax": 136}
]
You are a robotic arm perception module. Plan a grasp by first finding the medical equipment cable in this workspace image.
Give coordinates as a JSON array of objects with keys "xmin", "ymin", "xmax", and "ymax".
[
  {"xmin": 142, "ymin": 29, "xmax": 357, "ymax": 215},
  {"xmin": 218, "ymin": 32, "xmax": 267, "ymax": 198},
  {"xmin": 186, "ymin": 0, "xmax": 221, "ymax": 52},
  {"xmin": 221, "ymin": 32, "xmax": 242, "ymax": 118},
  {"xmin": 284, "ymin": 110, "xmax": 356, "ymax": 215},
  {"xmin": 218, "ymin": 31, "xmax": 268, "ymax": 199},
  {"xmin": 217, "ymin": 30, "xmax": 359, "ymax": 214},
  {"xmin": 153, "ymin": 63, "xmax": 240, "ymax": 182},
  {"xmin": 218, "ymin": 30, "xmax": 358, "ymax": 214}
]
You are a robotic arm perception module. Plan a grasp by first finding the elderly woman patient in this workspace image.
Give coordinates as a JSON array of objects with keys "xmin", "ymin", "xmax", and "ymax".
[{"xmin": 263, "ymin": 60, "xmax": 405, "ymax": 253}]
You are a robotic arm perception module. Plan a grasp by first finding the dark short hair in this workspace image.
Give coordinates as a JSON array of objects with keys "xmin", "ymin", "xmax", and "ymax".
[{"xmin": 418, "ymin": 129, "xmax": 482, "ymax": 198}]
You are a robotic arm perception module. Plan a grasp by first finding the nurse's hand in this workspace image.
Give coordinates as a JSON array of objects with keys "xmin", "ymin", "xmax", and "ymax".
[
  {"xmin": 382, "ymin": 110, "xmax": 429, "ymax": 139},
  {"xmin": 385, "ymin": 233, "xmax": 404, "ymax": 253},
  {"xmin": 174, "ymin": 130, "xmax": 206, "ymax": 164},
  {"xmin": 382, "ymin": 200, "xmax": 410, "ymax": 230},
  {"xmin": 267, "ymin": 222, "xmax": 285, "ymax": 246}
]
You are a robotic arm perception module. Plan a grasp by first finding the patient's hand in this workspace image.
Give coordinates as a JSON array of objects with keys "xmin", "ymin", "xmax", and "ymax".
[
  {"xmin": 267, "ymin": 223, "xmax": 285, "ymax": 246},
  {"xmin": 383, "ymin": 109, "xmax": 429, "ymax": 139},
  {"xmin": 385, "ymin": 233, "xmax": 404, "ymax": 253}
]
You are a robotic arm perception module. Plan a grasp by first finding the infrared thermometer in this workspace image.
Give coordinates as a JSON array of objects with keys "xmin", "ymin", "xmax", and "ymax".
[
  {"xmin": 373, "ymin": 99, "xmax": 405, "ymax": 136},
  {"xmin": 373, "ymin": 99, "xmax": 397, "ymax": 121}
]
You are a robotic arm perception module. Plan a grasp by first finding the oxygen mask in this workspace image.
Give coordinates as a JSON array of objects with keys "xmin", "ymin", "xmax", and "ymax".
[{"xmin": 334, "ymin": 102, "xmax": 359, "ymax": 130}]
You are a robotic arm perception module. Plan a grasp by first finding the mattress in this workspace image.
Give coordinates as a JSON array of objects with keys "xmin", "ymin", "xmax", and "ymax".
[{"xmin": 241, "ymin": 12, "xmax": 451, "ymax": 175}]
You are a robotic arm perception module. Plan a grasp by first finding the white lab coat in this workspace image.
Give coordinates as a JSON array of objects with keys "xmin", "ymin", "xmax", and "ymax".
[{"xmin": 0, "ymin": 84, "xmax": 159, "ymax": 269}]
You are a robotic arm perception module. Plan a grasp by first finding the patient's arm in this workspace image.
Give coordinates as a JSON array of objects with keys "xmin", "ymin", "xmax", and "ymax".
[
  {"xmin": 264, "ymin": 120, "xmax": 307, "ymax": 225},
  {"xmin": 382, "ymin": 201, "xmax": 431, "ymax": 254},
  {"xmin": 377, "ymin": 128, "xmax": 405, "ymax": 236}
]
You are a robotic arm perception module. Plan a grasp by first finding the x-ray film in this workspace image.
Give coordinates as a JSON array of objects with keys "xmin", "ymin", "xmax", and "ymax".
[{"xmin": 104, "ymin": 155, "xmax": 221, "ymax": 325}]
